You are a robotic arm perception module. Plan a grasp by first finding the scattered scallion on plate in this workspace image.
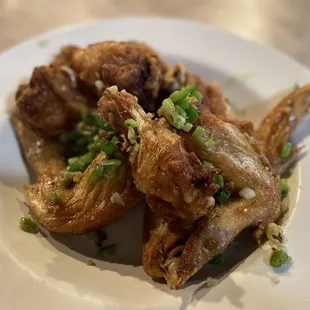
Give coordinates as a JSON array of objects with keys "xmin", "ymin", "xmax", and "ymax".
[
  {"xmin": 270, "ymin": 249, "xmax": 292, "ymax": 268},
  {"xmin": 19, "ymin": 217, "xmax": 37, "ymax": 234}
]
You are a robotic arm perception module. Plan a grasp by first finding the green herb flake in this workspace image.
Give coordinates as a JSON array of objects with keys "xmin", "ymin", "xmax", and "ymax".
[
  {"xmin": 270, "ymin": 249, "xmax": 292, "ymax": 268},
  {"xmin": 203, "ymin": 138, "xmax": 216, "ymax": 149},
  {"xmin": 88, "ymin": 159, "xmax": 122, "ymax": 183},
  {"xmin": 125, "ymin": 119, "xmax": 137, "ymax": 128},
  {"xmin": 214, "ymin": 188, "xmax": 231, "ymax": 204},
  {"xmin": 213, "ymin": 174, "xmax": 224, "ymax": 186},
  {"xmin": 280, "ymin": 142, "xmax": 292, "ymax": 159},
  {"xmin": 20, "ymin": 217, "xmax": 37, "ymax": 234},
  {"xmin": 192, "ymin": 126, "xmax": 205, "ymax": 141},
  {"xmin": 49, "ymin": 191, "xmax": 61, "ymax": 204},
  {"xmin": 202, "ymin": 160, "xmax": 213, "ymax": 168},
  {"xmin": 38, "ymin": 40, "xmax": 49, "ymax": 48}
]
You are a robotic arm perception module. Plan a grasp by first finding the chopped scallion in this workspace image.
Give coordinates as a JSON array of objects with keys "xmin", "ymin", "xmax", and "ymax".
[
  {"xmin": 270, "ymin": 249, "xmax": 292, "ymax": 267},
  {"xmin": 214, "ymin": 188, "xmax": 231, "ymax": 204},
  {"xmin": 125, "ymin": 119, "xmax": 137, "ymax": 128},
  {"xmin": 49, "ymin": 191, "xmax": 61, "ymax": 204},
  {"xmin": 20, "ymin": 217, "xmax": 37, "ymax": 233},
  {"xmin": 192, "ymin": 126, "xmax": 205, "ymax": 141},
  {"xmin": 185, "ymin": 103, "xmax": 199, "ymax": 123},
  {"xmin": 202, "ymin": 160, "xmax": 213, "ymax": 168},
  {"xmin": 280, "ymin": 142, "xmax": 292, "ymax": 158},
  {"xmin": 203, "ymin": 138, "xmax": 216, "ymax": 149},
  {"xmin": 213, "ymin": 174, "xmax": 224, "ymax": 186},
  {"xmin": 88, "ymin": 159, "xmax": 122, "ymax": 183}
]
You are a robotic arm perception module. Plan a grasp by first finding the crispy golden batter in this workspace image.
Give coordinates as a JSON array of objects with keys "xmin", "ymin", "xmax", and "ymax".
[
  {"xmin": 256, "ymin": 85, "xmax": 310, "ymax": 175},
  {"xmin": 68, "ymin": 41, "xmax": 168, "ymax": 112},
  {"xmin": 98, "ymin": 86, "xmax": 219, "ymax": 220},
  {"xmin": 11, "ymin": 113, "xmax": 144, "ymax": 234},
  {"xmin": 16, "ymin": 66, "xmax": 88, "ymax": 136}
]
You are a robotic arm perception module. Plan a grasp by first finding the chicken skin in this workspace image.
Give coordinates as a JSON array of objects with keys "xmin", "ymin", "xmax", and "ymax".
[
  {"xmin": 54, "ymin": 41, "xmax": 168, "ymax": 112},
  {"xmin": 16, "ymin": 66, "xmax": 89, "ymax": 136},
  {"xmin": 256, "ymin": 84, "xmax": 310, "ymax": 175},
  {"xmin": 11, "ymin": 113, "xmax": 144, "ymax": 234}
]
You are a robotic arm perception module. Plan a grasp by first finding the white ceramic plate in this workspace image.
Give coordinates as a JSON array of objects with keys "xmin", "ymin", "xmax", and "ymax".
[{"xmin": 0, "ymin": 18, "xmax": 310, "ymax": 310}]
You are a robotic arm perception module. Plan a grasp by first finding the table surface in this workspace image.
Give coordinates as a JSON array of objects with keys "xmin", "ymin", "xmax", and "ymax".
[{"xmin": 0, "ymin": 0, "xmax": 309, "ymax": 67}]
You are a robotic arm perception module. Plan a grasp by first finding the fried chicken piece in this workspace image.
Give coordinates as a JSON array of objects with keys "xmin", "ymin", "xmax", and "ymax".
[
  {"xmin": 11, "ymin": 113, "xmax": 144, "ymax": 234},
  {"xmin": 16, "ymin": 66, "xmax": 88, "ymax": 136},
  {"xmin": 98, "ymin": 86, "xmax": 219, "ymax": 221},
  {"xmin": 11, "ymin": 113, "xmax": 66, "ymax": 180},
  {"xmin": 67, "ymin": 41, "xmax": 168, "ymax": 112},
  {"xmin": 142, "ymin": 204, "xmax": 193, "ymax": 281},
  {"xmin": 256, "ymin": 84, "xmax": 310, "ymax": 175},
  {"xmin": 51, "ymin": 45, "xmax": 80, "ymax": 68},
  {"xmin": 143, "ymin": 100, "xmax": 281, "ymax": 289}
]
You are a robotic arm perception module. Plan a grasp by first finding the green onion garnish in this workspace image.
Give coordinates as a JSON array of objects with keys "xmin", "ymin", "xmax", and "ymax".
[
  {"xmin": 88, "ymin": 159, "xmax": 122, "ymax": 183},
  {"xmin": 213, "ymin": 174, "xmax": 224, "ymax": 186},
  {"xmin": 214, "ymin": 188, "xmax": 231, "ymax": 204},
  {"xmin": 192, "ymin": 126, "xmax": 205, "ymax": 140},
  {"xmin": 269, "ymin": 249, "xmax": 292, "ymax": 267},
  {"xmin": 192, "ymin": 89, "xmax": 203, "ymax": 100},
  {"xmin": 209, "ymin": 254, "xmax": 223, "ymax": 265},
  {"xmin": 279, "ymin": 178, "xmax": 289, "ymax": 200},
  {"xmin": 170, "ymin": 84, "xmax": 196, "ymax": 103},
  {"xmin": 49, "ymin": 191, "xmax": 61, "ymax": 204},
  {"xmin": 203, "ymin": 138, "xmax": 215, "ymax": 149},
  {"xmin": 98, "ymin": 244, "xmax": 116, "ymax": 258},
  {"xmin": 162, "ymin": 85, "xmax": 201, "ymax": 132},
  {"xmin": 280, "ymin": 142, "xmax": 292, "ymax": 158},
  {"xmin": 20, "ymin": 217, "xmax": 37, "ymax": 233},
  {"xmin": 185, "ymin": 103, "xmax": 199, "ymax": 123},
  {"xmin": 202, "ymin": 160, "xmax": 213, "ymax": 168},
  {"xmin": 67, "ymin": 151, "xmax": 96, "ymax": 172},
  {"xmin": 125, "ymin": 119, "xmax": 137, "ymax": 128}
]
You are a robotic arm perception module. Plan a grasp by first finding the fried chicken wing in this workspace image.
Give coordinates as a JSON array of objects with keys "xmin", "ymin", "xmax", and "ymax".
[
  {"xmin": 11, "ymin": 113, "xmax": 144, "ymax": 234},
  {"xmin": 98, "ymin": 86, "xmax": 219, "ymax": 220},
  {"xmin": 67, "ymin": 41, "xmax": 168, "ymax": 112},
  {"xmin": 16, "ymin": 66, "xmax": 89, "ymax": 136},
  {"xmin": 25, "ymin": 152, "xmax": 143, "ymax": 234},
  {"xmin": 256, "ymin": 84, "xmax": 310, "ymax": 175},
  {"xmin": 143, "ymin": 98, "xmax": 281, "ymax": 289}
]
